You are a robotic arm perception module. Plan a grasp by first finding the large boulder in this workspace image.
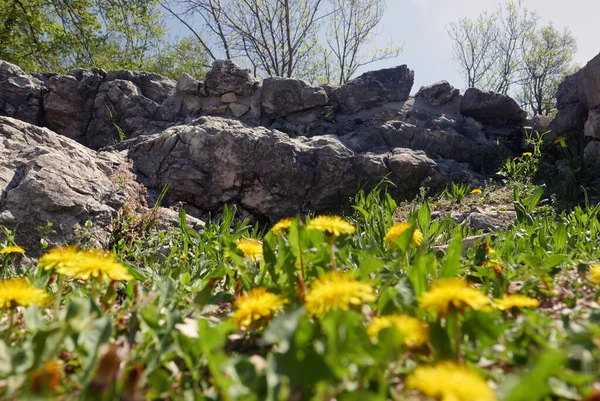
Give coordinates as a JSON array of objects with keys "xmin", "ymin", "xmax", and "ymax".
[
  {"xmin": 0, "ymin": 117, "xmax": 127, "ymax": 255},
  {"xmin": 85, "ymin": 72, "xmax": 180, "ymax": 149},
  {"xmin": 0, "ymin": 61, "xmax": 45, "ymax": 125},
  {"xmin": 335, "ymin": 65, "xmax": 414, "ymax": 114},
  {"xmin": 556, "ymin": 71, "xmax": 581, "ymax": 109},
  {"xmin": 44, "ymin": 68, "xmax": 105, "ymax": 142},
  {"xmin": 127, "ymin": 116, "xmax": 481, "ymax": 220},
  {"xmin": 415, "ymin": 81, "xmax": 459, "ymax": 107},
  {"xmin": 548, "ymin": 102, "xmax": 588, "ymax": 141},
  {"xmin": 261, "ymin": 77, "xmax": 328, "ymax": 119},
  {"xmin": 205, "ymin": 60, "xmax": 259, "ymax": 97},
  {"xmin": 578, "ymin": 52, "xmax": 600, "ymax": 109},
  {"xmin": 461, "ymin": 88, "xmax": 527, "ymax": 125}
]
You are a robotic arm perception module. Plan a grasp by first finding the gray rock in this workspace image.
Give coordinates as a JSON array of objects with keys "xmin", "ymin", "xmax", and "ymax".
[
  {"xmin": 0, "ymin": 117, "xmax": 127, "ymax": 255},
  {"xmin": 176, "ymin": 73, "xmax": 201, "ymax": 95},
  {"xmin": 547, "ymin": 102, "xmax": 588, "ymax": 142},
  {"xmin": 0, "ymin": 61, "xmax": 45, "ymax": 125},
  {"xmin": 221, "ymin": 92, "xmax": 238, "ymax": 103},
  {"xmin": 578, "ymin": 52, "xmax": 600, "ymax": 109},
  {"xmin": 261, "ymin": 77, "xmax": 328, "ymax": 119},
  {"xmin": 556, "ymin": 71, "xmax": 581, "ymax": 109},
  {"xmin": 465, "ymin": 210, "xmax": 516, "ymax": 231},
  {"xmin": 205, "ymin": 60, "xmax": 259, "ymax": 97},
  {"xmin": 584, "ymin": 107, "xmax": 600, "ymax": 138},
  {"xmin": 44, "ymin": 68, "xmax": 105, "ymax": 141},
  {"xmin": 415, "ymin": 81, "xmax": 459, "ymax": 107},
  {"xmin": 583, "ymin": 140, "xmax": 600, "ymax": 171},
  {"xmin": 335, "ymin": 65, "xmax": 414, "ymax": 114},
  {"xmin": 127, "ymin": 116, "xmax": 481, "ymax": 220},
  {"xmin": 461, "ymin": 88, "xmax": 527, "ymax": 125},
  {"xmin": 229, "ymin": 103, "xmax": 249, "ymax": 117}
]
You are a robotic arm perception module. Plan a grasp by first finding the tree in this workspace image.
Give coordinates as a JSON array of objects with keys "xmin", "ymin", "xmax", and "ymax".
[
  {"xmin": 0, "ymin": 0, "xmax": 165, "ymax": 73},
  {"xmin": 447, "ymin": 12, "xmax": 498, "ymax": 88},
  {"xmin": 167, "ymin": 0, "xmax": 400, "ymax": 83},
  {"xmin": 145, "ymin": 36, "xmax": 211, "ymax": 79},
  {"xmin": 447, "ymin": 0, "xmax": 538, "ymax": 95},
  {"xmin": 519, "ymin": 24, "xmax": 578, "ymax": 116},
  {"xmin": 168, "ymin": 0, "xmax": 324, "ymax": 79},
  {"xmin": 325, "ymin": 0, "xmax": 401, "ymax": 84}
]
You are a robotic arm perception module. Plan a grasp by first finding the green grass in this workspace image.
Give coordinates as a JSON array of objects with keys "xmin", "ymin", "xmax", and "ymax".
[{"xmin": 1, "ymin": 134, "xmax": 600, "ymax": 400}]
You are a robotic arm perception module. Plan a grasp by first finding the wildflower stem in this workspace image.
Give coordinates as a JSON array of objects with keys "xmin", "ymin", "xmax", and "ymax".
[
  {"xmin": 54, "ymin": 275, "xmax": 64, "ymax": 321},
  {"xmin": 6, "ymin": 307, "xmax": 15, "ymax": 341},
  {"xmin": 328, "ymin": 237, "xmax": 337, "ymax": 271},
  {"xmin": 452, "ymin": 309, "xmax": 462, "ymax": 364}
]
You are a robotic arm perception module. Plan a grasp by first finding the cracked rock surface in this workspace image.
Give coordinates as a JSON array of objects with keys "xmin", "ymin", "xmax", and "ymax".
[
  {"xmin": 0, "ymin": 117, "xmax": 127, "ymax": 255},
  {"xmin": 127, "ymin": 116, "xmax": 482, "ymax": 220}
]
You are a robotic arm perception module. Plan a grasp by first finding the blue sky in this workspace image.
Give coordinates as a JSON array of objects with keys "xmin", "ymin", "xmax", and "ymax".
[
  {"xmin": 166, "ymin": 0, "xmax": 600, "ymax": 93},
  {"xmin": 364, "ymin": 0, "xmax": 600, "ymax": 92}
]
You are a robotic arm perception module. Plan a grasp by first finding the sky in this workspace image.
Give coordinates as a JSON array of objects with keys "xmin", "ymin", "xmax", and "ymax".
[
  {"xmin": 365, "ymin": 0, "xmax": 600, "ymax": 92},
  {"xmin": 166, "ymin": 0, "xmax": 600, "ymax": 93}
]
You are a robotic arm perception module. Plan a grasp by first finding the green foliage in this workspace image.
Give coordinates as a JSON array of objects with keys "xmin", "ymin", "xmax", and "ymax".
[
  {"xmin": 0, "ymin": 0, "xmax": 165, "ymax": 73},
  {"xmin": 2, "ymin": 183, "xmax": 600, "ymax": 399}
]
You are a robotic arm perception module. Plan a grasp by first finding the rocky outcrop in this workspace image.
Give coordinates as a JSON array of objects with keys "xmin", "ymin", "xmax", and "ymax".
[
  {"xmin": 261, "ymin": 77, "xmax": 328, "ymax": 119},
  {"xmin": 461, "ymin": 88, "xmax": 527, "ymax": 125},
  {"xmin": 0, "ymin": 61, "xmax": 45, "ymax": 125},
  {"xmin": 204, "ymin": 60, "xmax": 259, "ymax": 97},
  {"xmin": 334, "ymin": 65, "xmax": 414, "ymax": 114},
  {"xmin": 0, "ymin": 117, "xmax": 127, "ymax": 255},
  {"xmin": 127, "ymin": 116, "xmax": 481, "ymax": 220},
  {"xmin": 415, "ymin": 81, "xmax": 459, "ymax": 107},
  {"xmin": 549, "ymin": 52, "xmax": 600, "ymax": 168}
]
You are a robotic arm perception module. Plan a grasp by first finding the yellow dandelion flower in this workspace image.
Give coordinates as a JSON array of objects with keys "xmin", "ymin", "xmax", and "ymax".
[
  {"xmin": 554, "ymin": 136, "xmax": 567, "ymax": 144},
  {"xmin": 305, "ymin": 272, "xmax": 376, "ymax": 316},
  {"xmin": 271, "ymin": 217, "xmax": 295, "ymax": 235},
  {"xmin": 236, "ymin": 238, "xmax": 263, "ymax": 262},
  {"xmin": 419, "ymin": 278, "xmax": 491, "ymax": 316},
  {"xmin": 0, "ymin": 279, "xmax": 50, "ymax": 309},
  {"xmin": 384, "ymin": 223, "xmax": 423, "ymax": 247},
  {"xmin": 406, "ymin": 361, "xmax": 496, "ymax": 401},
  {"xmin": 29, "ymin": 359, "xmax": 63, "ymax": 395},
  {"xmin": 522, "ymin": 152, "xmax": 533, "ymax": 157},
  {"xmin": 0, "ymin": 245, "xmax": 25, "ymax": 255},
  {"xmin": 590, "ymin": 264, "xmax": 600, "ymax": 285},
  {"xmin": 232, "ymin": 288, "xmax": 287, "ymax": 329},
  {"xmin": 38, "ymin": 246, "xmax": 81, "ymax": 271},
  {"xmin": 367, "ymin": 314, "xmax": 428, "ymax": 347},
  {"xmin": 471, "ymin": 188, "xmax": 482, "ymax": 195},
  {"xmin": 494, "ymin": 294, "xmax": 540, "ymax": 310},
  {"xmin": 41, "ymin": 247, "xmax": 132, "ymax": 281},
  {"xmin": 306, "ymin": 215, "xmax": 355, "ymax": 236}
]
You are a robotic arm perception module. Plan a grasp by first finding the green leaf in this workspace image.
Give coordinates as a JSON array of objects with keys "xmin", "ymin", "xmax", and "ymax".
[{"xmin": 440, "ymin": 234, "xmax": 462, "ymax": 278}]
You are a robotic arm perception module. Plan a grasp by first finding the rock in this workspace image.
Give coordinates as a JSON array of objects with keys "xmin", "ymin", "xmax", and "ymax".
[
  {"xmin": 204, "ymin": 105, "xmax": 229, "ymax": 115},
  {"xmin": 583, "ymin": 140, "xmax": 600, "ymax": 170},
  {"xmin": 584, "ymin": 107, "xmax": 600, "ymax": 138},
  {"xmin": 229, "ymin": 103, "xmax": 249, "ymax": 117},
  {"xmin": 0, "ymin": 117, "xmax": 127, "ymax": 255},
  {"xmin": 465, "ymin": 210, "xmax": 516, "ymax": 231},
  {"xmin": 85, "ymin": 72, "xmax": 179, "ymax": 149},
  {"xmin": 176, "ymin": 73, "xmax": 201, "ymax": 95},
  {"xmin": 461, "ymin": 88, "xmax": 527, "ymax": 125},
  {"xmin": 261, "ymin": 77, "xmax": 328, "ymax": 119},
  {"xmin": 0, "ymin": 60, "xmax": 45, "ymax": 125},
  {"xmin": 336, "ymin": 65, "xmax": 414, "ymax": 114},
  {"xmin": 556, "ymin": 71, "xmax": 581, "ymax": 109},
  {"xmin": 547, "ymin": 102, "xmax": 588, "ymax": 142},
  {"xmin": 221, "ymin": 92, "xmax": 238, "ymax": 103},
  {"xmin": 44, "ymin": 68, "xmax": 105, "ymax": 142},
  {"xmin": 578, "ymin": 52, "xmax": 600, "ymax": 109},
  {"xmin": 415, "ymin": 81, "xmax": 459, "ymax": 107},
  {"xmin": 154, "ymin": 207, "xmax": 205, "ymax": 232},
  {"xmin": 205, "ymin": 60, "xmax": 259, "ymax": 97},
  {"xmin": 127, "ymin": 116, "xmax": 481, "ymax": 220},
  {"xmin": 529, "ymin": 115, "xmax": 554, "ymax": 134}
]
